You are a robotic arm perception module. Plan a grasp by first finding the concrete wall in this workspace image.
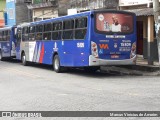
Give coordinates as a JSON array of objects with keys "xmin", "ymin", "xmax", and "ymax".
[
  {"xmin": 137, "ymin": 16, "xmax": 159, "ymax": 61},
  {"xmin": 58, "ymin": 0, "xmax": 70, "ymax": 16},
  {"xmin": 16, "ymin": 2, "xmax": 30, "ymax": 24},
  {"xmin": 33, "ymin": 8, "xmax": 58, "ymax": 21}
]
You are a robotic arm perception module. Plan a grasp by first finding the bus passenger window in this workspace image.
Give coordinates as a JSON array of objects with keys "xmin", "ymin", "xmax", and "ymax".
[
  {"xmin": 43, "ymin": 23, "xmax": 51, "ymax": 40},
  {"xmin": 29, "ymin": 26, "xmax": 35, "ymax": 41},
  {"xmin": 22, "ymin": 27, "xmax": 29, "ymax": 41},
  {"xmin": 52, "ymin": 22, "xmax": 62, "ymax": 40},
  {"xmin": 38, "ymin": 25, "xmax": 43, "ymax": 32},
  {"xmin": 7, "ymin": 30, "xmax": 11, "ymax": 41},
  {"xmin": 36, "ymin": 25, "xmax": 43, "ymax": 40},
  {"xmin": 62, "ymin": 20, "xmax": 74, "ymax": 40},
  {"xmin": 75, "ymin": 29, "xmax": 87, "ymax": 39},
  {"xmin": 16, "ymin": 29, "xmax": 22, "ymax": 44},
  {"xmin": 36, "ymin": 33, "xmax": 42, "ymax": 40},
  {"xmin": 43, "ymin": 32, "xmax": 51, "ymax": 40},
  {"xmin": 3, "ymin": 31, "xmax": 6, "ymax": 41},
  {"xmin": 75, "ymin": 17, "xmax": 87, "ymax": 40},
  {"xmin": 2, "ymin": 31, "xmax": 6, "ymax": 41}
]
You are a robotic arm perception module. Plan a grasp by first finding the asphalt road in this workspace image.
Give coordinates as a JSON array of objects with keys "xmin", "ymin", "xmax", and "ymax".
[{"xmin": 0, "ymin": 60, "xmax": 160, "ymax": 120}]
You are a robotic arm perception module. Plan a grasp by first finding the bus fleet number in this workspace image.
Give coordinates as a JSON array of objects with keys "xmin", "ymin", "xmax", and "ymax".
[{"xmin": 77, "ymin": 43, "xmax": 84, "ymax": 48}]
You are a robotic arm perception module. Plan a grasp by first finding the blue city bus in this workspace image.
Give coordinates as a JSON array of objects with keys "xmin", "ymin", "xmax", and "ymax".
[
  {"xmin": 0, "ymin": 26, "xmax": 16, "ymax": 61},
  {"xmin": 15, "ymin": 10, "xmax": 136, "ymax": 73}
]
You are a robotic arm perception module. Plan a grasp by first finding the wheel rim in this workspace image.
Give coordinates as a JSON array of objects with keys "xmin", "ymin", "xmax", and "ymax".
[
  {"xmin": 22, "ymin": 55, "xmax": 26, "ymax": 64},
  {"xmin": 54, "ymin": 58, "xmax": 59, "ymax": 70}
]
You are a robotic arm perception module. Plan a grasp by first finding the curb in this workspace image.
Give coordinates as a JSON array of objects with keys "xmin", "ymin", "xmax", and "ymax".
[
  {"xmin": 100, "ymin": 66, "xmax": 160, "ymax": 76},
  {"xmin": 117, "ymin": 65, "xmax": 160, "ymax": 72}
]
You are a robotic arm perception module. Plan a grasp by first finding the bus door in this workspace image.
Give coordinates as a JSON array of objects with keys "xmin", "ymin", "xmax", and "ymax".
[
  {"xmin": 15, "ymin": 28, "xmax": 21, "ymax": 60},
  {"xmin": 10, "ymin": 27, "xmax": 16, "ymax": 57}
]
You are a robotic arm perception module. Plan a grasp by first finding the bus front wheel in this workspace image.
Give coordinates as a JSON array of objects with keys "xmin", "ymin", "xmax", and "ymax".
[{"xmin": 53, "ymin": 55, "xmax": 63, "ymax": 73}]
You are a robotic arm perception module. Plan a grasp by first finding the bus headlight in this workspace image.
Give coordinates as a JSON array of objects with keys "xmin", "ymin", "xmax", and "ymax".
[
  {"xmin": 130, "ymin": 42, "xmax": 136, "ymax": 58},
  {"xmin": 91, "ymin": 41, "xmax": 98, "ymax": 58}
]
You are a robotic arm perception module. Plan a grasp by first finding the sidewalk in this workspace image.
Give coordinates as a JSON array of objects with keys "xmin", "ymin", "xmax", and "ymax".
[{"xmin": 101, "ymin": 55, "xmax": 160, "ymax": 76}]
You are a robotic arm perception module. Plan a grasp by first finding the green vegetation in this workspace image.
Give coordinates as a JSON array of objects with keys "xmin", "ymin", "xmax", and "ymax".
[{"xmin": 0, "ymin": 0, "xmax": 6, "ymax": 11}]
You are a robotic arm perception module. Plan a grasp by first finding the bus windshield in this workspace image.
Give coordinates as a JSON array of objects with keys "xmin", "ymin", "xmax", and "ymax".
[{"xmin": 95, "ymin": 12, "xmax": 134, "ymax": 34}]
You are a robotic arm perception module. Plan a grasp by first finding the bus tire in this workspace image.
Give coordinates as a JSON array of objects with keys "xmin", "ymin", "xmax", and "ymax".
[
  {"xmin": 0, "ymin": 50, "xmax": 4, "ymax": 61},
  {"xmin": 84, "ymin": 66, "xmax": 100, "ymax": 73},
  {"xmin": 21, "ymin": 52, "xmax": 28, "ymax": 66},
  {"xmin": 53, "ymin": 55, "xmax": 63, "ymax": 73}
]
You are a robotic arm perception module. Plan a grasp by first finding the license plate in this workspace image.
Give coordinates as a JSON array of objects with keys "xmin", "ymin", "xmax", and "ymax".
[{"xmin": 111, "ymin": 55, "xmax": 119, "ymax": 59}]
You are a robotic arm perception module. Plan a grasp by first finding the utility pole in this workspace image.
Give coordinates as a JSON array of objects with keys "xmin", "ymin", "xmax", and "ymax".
[
  {"xmin": 153, "ymin": 0, "xmax": 160, "ymax": 65},
  {"xmin": 153, "ymin": 0, "xmax": 160, "ymax": 23}
]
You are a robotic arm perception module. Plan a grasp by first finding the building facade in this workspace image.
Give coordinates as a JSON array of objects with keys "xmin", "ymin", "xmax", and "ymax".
[
  {"xmin": 0, "ymin": 0, "xmax": 6, "ymax": 28},
  {"xmin": 70, "ymin": 0, "xmax": 119, "ymax": 11},
  {"xmin": 119, "ymin": 0, "xmax": 158, "ymax": 63},
  {"xmin": 6, "ymin": 0, "xmax": 31, "ymax": 26},
  {"xmin": 28, "ymin": 0, "xmax": 61, "ymax": 21},
  {"xmin": 29, "ymin": 0, "xmax": 119, "ymax": 22}
]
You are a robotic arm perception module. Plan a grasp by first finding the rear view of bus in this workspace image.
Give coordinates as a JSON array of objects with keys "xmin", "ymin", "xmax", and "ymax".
[
  {"xmin": 90, "ymin": 10, "xmax": 136, "ymax": 66},
  {"xmin": 0, "ymin": 27, "xmax": 16, "ymax": 61}
]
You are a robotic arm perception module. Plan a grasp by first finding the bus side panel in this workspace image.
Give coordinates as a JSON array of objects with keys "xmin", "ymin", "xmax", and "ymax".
[
  {"xmin": 28, "ymin": 39, "xmax": 91, "ymax": 67},
  {"xmin": 38, "ymin": 40, "xmax": 90, "ymax": 67},
  {"xmin": 61, "ymin": 40, "xmax": 74, "ymax": 66},
  {"xmin": 38, "ymin": 41, "xmax": 55, "ymax": 65},
  {"xmin": 61, "ymin": 40, "xmax": 89, "ymax": 67},
  {"xmin": 0, "ymin": 42, "xmax": 10, "ymax": 57},
  {"xmin": 72, "ymin": 42, "xmax": 90, "ymax": 67},
  {"xmin": 28, "ymin": 41, "xmax": 55, "ymax": 65},
  {"xmin": 21, "ymin": 41, "xmax": 37, "ymax": 62},
  {"xmin": 20, "ymin": 41, "xmax": 59, "ymax": 65}
]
